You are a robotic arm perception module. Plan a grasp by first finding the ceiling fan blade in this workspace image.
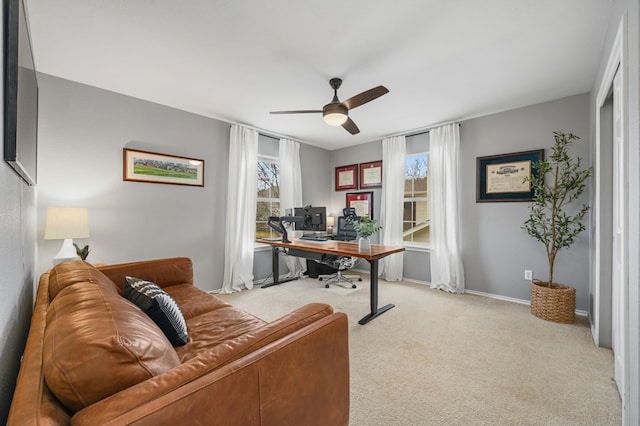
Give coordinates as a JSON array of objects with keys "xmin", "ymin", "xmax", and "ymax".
[
  {"xmin": 270, "ymin": 110, "xmax": 322, "ymax": 114},
  {"xmin": 342, "ymin": 85, "xmax": 389, "ymax": 110},
  {"xmin": 342, "ymin": 117, "xmax": 360, "ymax": 135}
]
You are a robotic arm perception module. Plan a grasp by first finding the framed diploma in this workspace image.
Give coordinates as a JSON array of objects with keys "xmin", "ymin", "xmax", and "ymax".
[
  {"xmin": 335, "ymin": 164, "xmax": 358, "ymax": 191},
  {"xmin": 359, "ymin": 160, "xmax": 382, "ymax": 189},
  {"xmin": 346, "ymin": 191, "xmax": 374, "ymax": 219},
  {"xmin": 476, "ymin": 149, "xmax": 544, "ymax": 202}
]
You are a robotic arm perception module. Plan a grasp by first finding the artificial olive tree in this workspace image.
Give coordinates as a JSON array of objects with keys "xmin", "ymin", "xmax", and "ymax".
[{"xmin": 522, "ymin": 131, "xmax": 593, "ymax": 286}]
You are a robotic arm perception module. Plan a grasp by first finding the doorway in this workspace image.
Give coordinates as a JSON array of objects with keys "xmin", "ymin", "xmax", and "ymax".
[{"xmin": 593, "ymin": 17, "xmax": 628, "ymax": 418}]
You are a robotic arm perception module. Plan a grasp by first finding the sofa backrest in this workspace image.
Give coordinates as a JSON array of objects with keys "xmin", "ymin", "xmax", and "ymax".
[
  {"xmin": 43, "ymin": 261, "xmax": 181, "ymax": 413},
  {"xmin": 98, "ymin": 257, "xmax": 194, "ymax": 292}
]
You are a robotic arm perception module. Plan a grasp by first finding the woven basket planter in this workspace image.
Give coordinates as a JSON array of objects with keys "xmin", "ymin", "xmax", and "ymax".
[{"xmin": 530, "ymin": 280, "xmax": 576, "ymax": 323}]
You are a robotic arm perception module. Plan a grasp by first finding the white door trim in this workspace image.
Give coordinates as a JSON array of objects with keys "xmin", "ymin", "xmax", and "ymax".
[{"xmin": 593, "ymin": 15, "xmax": 628, "ymax": 423}]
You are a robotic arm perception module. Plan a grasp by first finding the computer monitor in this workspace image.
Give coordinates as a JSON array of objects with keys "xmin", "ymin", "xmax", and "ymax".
[{"xmin": 294, "ymin": 206, "xmax": 327, "ymax": 233}]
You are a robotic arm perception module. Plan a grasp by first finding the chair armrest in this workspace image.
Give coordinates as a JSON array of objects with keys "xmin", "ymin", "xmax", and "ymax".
[{"xmin": 72, "ymin": 313, "xmax": 350, "ymax": 426}]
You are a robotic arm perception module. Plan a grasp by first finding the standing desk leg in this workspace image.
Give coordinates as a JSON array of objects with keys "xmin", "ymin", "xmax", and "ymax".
[
  {"xmin": 358, "ymin": 259, "xmax": 395, "ymax": 324},
  {"xmin": 261, "ymin": 246, "xmax": 297, "ymax": 288}
]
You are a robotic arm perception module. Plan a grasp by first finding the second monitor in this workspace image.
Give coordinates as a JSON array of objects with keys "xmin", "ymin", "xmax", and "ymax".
[{"xmin": 294, "ymin": 206, "xmax": 327, "ymax": 233}]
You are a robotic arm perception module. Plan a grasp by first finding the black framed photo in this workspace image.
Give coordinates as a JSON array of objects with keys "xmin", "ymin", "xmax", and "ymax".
[
  {"xmin": 4, "ymin": 0, "xmax": 39, "ymax": 185},
  {"xmin": 476, "ymin": 149, "xmax": 544, "ymax": 202}
]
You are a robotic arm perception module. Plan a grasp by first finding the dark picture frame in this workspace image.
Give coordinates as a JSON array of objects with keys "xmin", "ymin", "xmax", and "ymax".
[
  {"xmin": 335, "ymin": 164, "xmax": 358, "ymax": 191},
  {"xmin": 3, "ymin": 0, "xmax": 39, "ymax": 185},
  {"xmin": 123, "ymin": 148, "xmax": 205, "ymax": 187},
  {"xmin": 476, "ymin": 149, "xmax": 544, "ymax": 202},
  {"xmin": 346, "ymin": 191, "xmax": 374, "ymax": 219},
  {"xmin": 359, "ymin": 160, "xmax": 382, "ymax": 189}
]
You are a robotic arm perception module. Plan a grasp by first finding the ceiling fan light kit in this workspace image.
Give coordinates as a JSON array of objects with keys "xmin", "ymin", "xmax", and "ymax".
[
  {"xmin": 323, "ymin": 106, "xmax": 348, "ymax": 126},
  {"xmin": 270, "ymin": 77, "xmax": 389, "ymax": 135}
]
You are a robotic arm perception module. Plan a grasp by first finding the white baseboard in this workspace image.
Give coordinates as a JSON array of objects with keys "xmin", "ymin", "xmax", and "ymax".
[
  {"xmin": 316, "ymin": 270, "xmax": 589, "ymax": 318},
  {"xmin": 464, "ymin": 289, "xmax": 588, "ymax": 318}
]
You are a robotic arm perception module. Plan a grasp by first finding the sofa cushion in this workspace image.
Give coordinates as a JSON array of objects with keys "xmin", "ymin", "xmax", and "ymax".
[
  {"xmin": 124, "ymin": 276, "xmax": 189, "ymax": 346},
  {"xmin": 43, "ymin": 264, "xmax": 181, "ymax": 413},
  {"xmin": 163, "ymin": 283, "xmax": 232, "ymax": 319}
]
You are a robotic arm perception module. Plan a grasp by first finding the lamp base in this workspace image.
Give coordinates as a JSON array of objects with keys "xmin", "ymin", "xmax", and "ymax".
[{"xmin": 53, "ymin": 238, "xmax": 80, "ymax": 265}]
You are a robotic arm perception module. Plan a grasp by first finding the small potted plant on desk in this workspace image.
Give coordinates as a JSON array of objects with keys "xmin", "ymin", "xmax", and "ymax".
[
  {"xmin": 347, "ymin": 215, "xmax": 382, "ymax": 252},
  {"xmin": 522, "ymin": 131, "xmax": 592, "ymax": 323}
]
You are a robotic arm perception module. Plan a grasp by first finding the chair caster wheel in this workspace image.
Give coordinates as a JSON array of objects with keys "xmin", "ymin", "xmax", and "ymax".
[
  {"xmin": 325, "ymin": 284, "xmax": 330, "ymax": 288},
  {"xmin": 352, "ymin": 284, "xmax": 356, "ymax": 289},
  {"xmin": 319, "ymin": 278, "xmax": 323, "ymax": 281},
  {"xmin": 358, "ymin": 277, "xmax": 363, "ymax": 282}
]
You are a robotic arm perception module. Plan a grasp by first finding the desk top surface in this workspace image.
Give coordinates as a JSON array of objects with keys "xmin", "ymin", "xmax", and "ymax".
[{"xmin": 257, "ymin": 238, "xmax": 405, "ymax": 260}]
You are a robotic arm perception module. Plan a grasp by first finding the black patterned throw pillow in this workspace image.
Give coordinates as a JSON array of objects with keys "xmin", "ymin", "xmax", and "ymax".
[{"xmin": 123, "ymin": 276, "xmax": 188, "ymax": 346}]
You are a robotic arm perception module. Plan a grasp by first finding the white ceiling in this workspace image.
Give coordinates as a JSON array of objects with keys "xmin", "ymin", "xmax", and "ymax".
[{"xmin": 25, "ymin": 0, "xmax": 611, "ymax": 150}]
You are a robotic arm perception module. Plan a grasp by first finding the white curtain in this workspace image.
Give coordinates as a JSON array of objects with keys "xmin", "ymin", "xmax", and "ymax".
[
  {"xmin": 221, "ymin": 125, "xmax": 258, "ymax": 294},
  {"xmin": 379, "ymin": 135, "xmax": 406, "ymax": 281},
  {"xmin": 429, "ymin": 123, "xmax": 465, "ymax": 293},
  {"xmin": 279, "ymin": 138, "xmax": 306, "ymax": 277}
]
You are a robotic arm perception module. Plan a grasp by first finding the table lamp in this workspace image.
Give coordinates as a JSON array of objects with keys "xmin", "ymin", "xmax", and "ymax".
[
  {"xmin": 327, "ymin": 216, "xmax": 335, "ymax": 234},
  {"xmin": 44, "ymin": 207, "xmax": 90, "ymax": 264}
]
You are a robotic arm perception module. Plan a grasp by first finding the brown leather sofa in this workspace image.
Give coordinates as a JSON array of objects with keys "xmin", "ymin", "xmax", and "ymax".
[{"xmin": 8, "ymin": 257, "xmax": 349, "ymax": 425}]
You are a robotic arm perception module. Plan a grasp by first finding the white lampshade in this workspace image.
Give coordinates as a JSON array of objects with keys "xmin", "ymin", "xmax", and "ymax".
[
  {"xmin": 327, "ymin": 216, "xmax": 335, "ymax": 227},
  {"xmin": 44, "ymin": 207, "xmax": 90, "ymax": 264}
]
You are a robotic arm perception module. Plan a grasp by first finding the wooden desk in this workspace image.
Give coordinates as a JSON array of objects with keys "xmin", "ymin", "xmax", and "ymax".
[{"xmin": 258, "ymin": 238, "xmax": 405, "ymax": 324}]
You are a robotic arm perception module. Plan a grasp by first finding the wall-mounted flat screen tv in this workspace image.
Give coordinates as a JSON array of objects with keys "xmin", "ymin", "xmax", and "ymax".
[{"xmin": 4, "ymin": 0, "xmax": 38, "ymax": 185}]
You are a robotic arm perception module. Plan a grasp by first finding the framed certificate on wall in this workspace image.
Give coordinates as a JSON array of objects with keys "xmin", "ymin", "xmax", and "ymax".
[
  {"xmin": 476, "ymin": 149, "xmax": 544, "ymax": 202},
  {"xmin": 346, "ymin": 191, "xmax": 374, "ymax": 219},
  {"xmin": 335, "ymin": 164, "xmax": 358, "ymax": 191},
  {"xmin": 359, "ymin": 160, "xmax": 382, "ymax": 189}
]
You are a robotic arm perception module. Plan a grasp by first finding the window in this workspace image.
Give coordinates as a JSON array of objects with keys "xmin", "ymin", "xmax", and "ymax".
[
  {"xmin": 256, "ymin": 158, "xmax": 280, "ymax": 239},
  {"xmin": 403, "ymin": 153, "xmax": 429, "ymax": 245}
]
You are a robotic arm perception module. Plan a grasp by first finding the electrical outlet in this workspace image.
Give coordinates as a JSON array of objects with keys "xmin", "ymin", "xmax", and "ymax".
[{"xmin": 524, "ymin": 270, "xmax": 533, "ymax": 280}]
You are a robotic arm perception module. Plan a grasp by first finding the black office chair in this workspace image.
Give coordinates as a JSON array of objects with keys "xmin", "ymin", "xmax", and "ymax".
[
  {"xmin": 334, "ymin": 209, "xmax": 359, "ymax": 241},
  {"xmin": 318, "ymin": 209, "xmax": 362, "ymax": 288}
]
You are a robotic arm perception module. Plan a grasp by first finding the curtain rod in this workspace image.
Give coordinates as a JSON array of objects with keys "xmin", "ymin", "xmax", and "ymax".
[
  {"xmin": 393, "ymin": 122, "xmax": 461, "ymax": 139},
  {"xmin": 228, "ymin": 123, "xmax": 301, "ymax": 143}
]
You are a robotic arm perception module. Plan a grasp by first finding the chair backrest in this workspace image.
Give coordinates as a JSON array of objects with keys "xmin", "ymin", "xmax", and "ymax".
[{"xmin": 335, "ymin": 216, "xmax": 358, "ymax": 241}]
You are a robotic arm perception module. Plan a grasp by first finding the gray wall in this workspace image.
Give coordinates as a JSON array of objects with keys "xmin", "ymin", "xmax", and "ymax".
[
  {"xmin": 0, "ymin": 4, "xmax": 37, "ymax": 422},
  {"xmin": 35, "ymin": 74, "xmax": 230, "ymax": 291},
  {"xmin": 461, "ymin": 94, "xmax": 591, "ymax": 308}
]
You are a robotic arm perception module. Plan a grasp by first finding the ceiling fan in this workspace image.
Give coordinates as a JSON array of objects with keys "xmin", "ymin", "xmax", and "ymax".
[{"xmin": 270, "ymin": 78, "xmax": 389, "ymax": 135}]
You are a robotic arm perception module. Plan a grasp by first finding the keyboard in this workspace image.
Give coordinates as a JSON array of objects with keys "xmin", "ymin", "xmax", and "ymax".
[{"xmin": 299, "ymin": 236, "xmax": 329, "ymax": 242}]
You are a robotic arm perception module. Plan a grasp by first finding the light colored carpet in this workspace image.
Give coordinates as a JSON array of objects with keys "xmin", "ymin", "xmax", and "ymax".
[{"xmin": 217, "ymin": 274, "xmax": 621, "ymax": 425}]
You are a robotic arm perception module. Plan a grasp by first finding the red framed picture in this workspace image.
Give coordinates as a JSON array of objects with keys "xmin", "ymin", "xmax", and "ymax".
[
  {"xmin": 346, "ymin": 191, "xmax": 374, "ymax": 219},
  {"xmin": 335, "ymin": 164, "xmax": 358, "ymax": 191},
  {"xmin": 359, "ymin": 160, "xmax": 382, "ymax": 189}
]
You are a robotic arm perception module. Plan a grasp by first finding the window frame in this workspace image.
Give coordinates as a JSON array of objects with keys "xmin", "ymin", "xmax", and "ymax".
[
  {"xmin": 256, "ymin": 155, "xmax": 280, "ymax": 243},
  {"xmin": 403, "ymin": 152, "xmax": 430, "ymax": 250}
]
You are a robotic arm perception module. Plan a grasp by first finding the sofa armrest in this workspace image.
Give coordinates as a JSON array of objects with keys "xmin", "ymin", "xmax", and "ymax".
[
  {"xmin": 72, "ymin": 313, "xmax": 350, "ymax": 426},
  {"xmin": 97, "ymin": 257, "xmax": 193, "ymax": 291}
]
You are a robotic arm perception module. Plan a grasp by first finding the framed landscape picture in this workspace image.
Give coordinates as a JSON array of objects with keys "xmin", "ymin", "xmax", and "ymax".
[
  {"xmin": 123, "ymin": 148, "xmax": 204, "ymax": 187},
  {"xmin": 476, "ymin": 149, "xmax": 544, "ymax": 202}
]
